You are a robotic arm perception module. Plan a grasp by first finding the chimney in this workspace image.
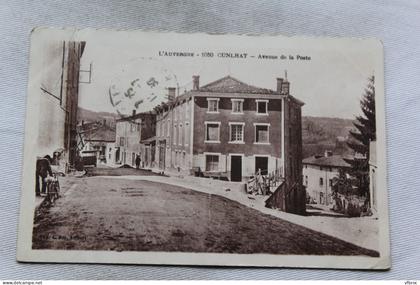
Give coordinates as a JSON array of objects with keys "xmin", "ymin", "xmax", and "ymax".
[
  {"xmin": 192, "ymin": 75, "xmax": 200, "ymax": 91},
  {"xmin": 132, "ymin": 109, "xmax": 136, "ymax": 117},
  {"xmin": 282, "ymin": 81, "xmax": 290, "ymax": 95},
  {"xmin": 167, "ymin": 87, "xmax": 176, "ymax": 102},
  {"xmin": 276, "ymin": 78, "xmax": 284, "ymax": 93},
  {"xmin": 324, "ymin": 150, "xmax": 333, "ymax": 157}
]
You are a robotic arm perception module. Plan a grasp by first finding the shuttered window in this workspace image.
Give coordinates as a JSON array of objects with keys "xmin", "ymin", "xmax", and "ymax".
[{"xmin": 206, "ymin": 155, "xmax": 219, "ymax": 171}]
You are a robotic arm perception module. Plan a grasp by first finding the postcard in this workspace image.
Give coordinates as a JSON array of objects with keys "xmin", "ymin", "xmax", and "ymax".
[{"xmin": 17, "ymin": 28, "xmax": 390, "ymax": 269}]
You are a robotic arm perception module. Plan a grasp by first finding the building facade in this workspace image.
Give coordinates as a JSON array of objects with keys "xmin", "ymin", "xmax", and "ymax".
[
  {"xmin": 154, "ymin": 87, "xmax": 193, "ymax": 173},
  {"xmin": 78, "ymin": 119, "xmax": 116, "ymax": 165},
  {"xmin": 303, "ymin": 151, "xmax": 351, "ymax": 205},
  {"xmin": 37, "ymin": 40, "xmax": 85, "ymax": 171},
  {"xmin": 115, "ymin": 111, "xmax": 155, "ymax": 166},
  {"xmin": 154, "ymin": 75, "xmax": 303, "ymax": 185}
]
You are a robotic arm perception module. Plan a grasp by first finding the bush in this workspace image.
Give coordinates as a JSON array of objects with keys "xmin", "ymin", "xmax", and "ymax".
[{"xmin": 346, "ymin": 201, "xmax": 362, "ymax": 217}]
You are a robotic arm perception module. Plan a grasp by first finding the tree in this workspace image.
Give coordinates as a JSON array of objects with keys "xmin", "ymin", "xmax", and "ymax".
[
  {"xmin": 332, "ymin": 169, "xmax": 354, "ymax": 196},
  {"xmin": 344, "ymin": 76, "xmax": 376, "ymax": 198}
]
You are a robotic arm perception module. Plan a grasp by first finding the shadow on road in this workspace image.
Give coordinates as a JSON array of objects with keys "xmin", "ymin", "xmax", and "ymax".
[
  {"xmin": 85, "ymin": 166, "xmax": 163, "ymax": 177},
  {"xmin": 306, "ymin": 204, "xmax": 349, "ymax": 218}
]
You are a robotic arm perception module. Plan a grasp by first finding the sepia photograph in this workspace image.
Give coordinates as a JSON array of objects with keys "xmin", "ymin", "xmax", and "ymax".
[{"xmin": 17, "ymin": 28, "xmax": 390, "ymax": 269}]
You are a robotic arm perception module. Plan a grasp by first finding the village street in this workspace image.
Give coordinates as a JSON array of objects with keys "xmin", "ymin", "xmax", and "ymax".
[{"xmin": 32, "ymin": 167, "xmax": 379, "ymax": 256}]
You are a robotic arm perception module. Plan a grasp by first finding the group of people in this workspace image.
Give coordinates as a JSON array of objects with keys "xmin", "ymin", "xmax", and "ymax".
[{"xmin": 35, "ymin": 150, "xmax": 63, "ymax": 196}]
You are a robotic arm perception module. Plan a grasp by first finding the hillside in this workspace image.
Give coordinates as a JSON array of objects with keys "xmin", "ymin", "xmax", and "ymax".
[
  {"xmin": 76, "ymin": 108, "xmax": 356, "ymax": 159},
  {"xmin": 77, "ymin": 107, "xmax": 119, "ymax": 129},
  {"xmin": 302, "ymin": 116, "xmax": 355, "ymax": 158}
]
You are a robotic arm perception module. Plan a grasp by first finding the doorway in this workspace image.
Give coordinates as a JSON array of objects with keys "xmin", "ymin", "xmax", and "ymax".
[
  {"xmin": 159, "ymin": 141, "xmax": 166, "ymax": 169},
  {"xmin": 255, "ymin": 156, "xmax": 268, "ymax": 175},
  {"xmin": 115, "ymin": 148, "xmax": 120, "ymax": 163},
  {"xmin": 230, "ymin": 155, "xmax": 242, "ymax": 182}
]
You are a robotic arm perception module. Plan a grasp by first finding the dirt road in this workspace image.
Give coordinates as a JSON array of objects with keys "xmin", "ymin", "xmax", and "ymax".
[{"xmin": 32, "ymin": 174, "xmax": 379, "ymax": 256}]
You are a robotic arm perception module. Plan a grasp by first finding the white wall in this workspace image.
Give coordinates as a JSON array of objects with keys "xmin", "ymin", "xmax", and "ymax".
[
  {"xmin": 37, "ymin": 41, "xmax": 67, "ymax": 157},
  {"xmin": 303, "ymin": 164, "xmax": 340, "ymax": 205},
  {"xmin": 193, "ymin": 153, "xmax": 281, "ymax": 180}
]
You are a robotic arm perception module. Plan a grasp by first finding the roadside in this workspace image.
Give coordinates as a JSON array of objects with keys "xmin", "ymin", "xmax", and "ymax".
[
  {"xmin": 32, "ymin": 175, "xmax": 378, "ymax": 256},
  {"xmin": 106, "ymin": 174, "xmax": 379, "ymax": 252},
  {"xmin": 85, "ymin": 165, "xmax": 162, "ymax": 177}
]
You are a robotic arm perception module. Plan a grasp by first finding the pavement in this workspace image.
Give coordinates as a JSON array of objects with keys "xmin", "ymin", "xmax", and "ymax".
[
  {"xmin": 32, "ymin": 173, "xmax": 378, "ymax": 256},
  {"xmin": 106, "ymin": 174, "xmax": 380, "ymax": 252}
]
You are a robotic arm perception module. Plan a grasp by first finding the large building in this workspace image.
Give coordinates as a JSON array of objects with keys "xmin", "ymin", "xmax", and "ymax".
[
  {"xmin": 153, "ymin": 75, "xmax": 305, "ymax": 214},
  {"xmin": 114, "ymin": 111, "xmax": 155, "ymax": 166},
  {"xmin": 37, "ymin": 40, "xmax": 86, "ymax": 170},
  {"xmin": 302, "ymin": 151, "xmax": 351, "ymax": 205},
  {"xmin": 154, "ymin": 75, "xmax": 303, "ymax": 182}
]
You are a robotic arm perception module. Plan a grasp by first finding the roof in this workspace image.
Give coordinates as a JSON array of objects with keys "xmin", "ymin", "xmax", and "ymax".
[
  {"xmin": 199, "ymin": 75, "xmax": 277, "ymax": 94},
  {"xmin": 116, "ymin": 111, "xmax": 156, "ymax": 122},
  {"xmin": 303, "ymin": 155, "xmax": 351, "ymax": 168},
  {"xmin": 82, "ymin": 124, "xmax": 116, "ymax": 142},
  {"xmin": 153, "ymin": 75, "xmax": 304, "ymax": 112},
  {"xmin": 140, "ymin": 136, "xmax": 156, "ymax": 144}
]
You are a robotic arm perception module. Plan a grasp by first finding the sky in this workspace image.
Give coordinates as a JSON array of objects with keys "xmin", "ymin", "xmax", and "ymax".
[{"xmin": 75, "ymin": 31, "xmax": 379, "ymax": 119}]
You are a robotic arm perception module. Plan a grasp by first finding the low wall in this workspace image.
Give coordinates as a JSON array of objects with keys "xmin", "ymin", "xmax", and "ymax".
[{"xmin": 180, "ymin": 175, "xmax": 246, "ymax": 193}]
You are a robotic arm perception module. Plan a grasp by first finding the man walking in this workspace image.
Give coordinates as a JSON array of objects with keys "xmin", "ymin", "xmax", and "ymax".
[{"xmin": 135, "ymin": 154, "xmax": 141, "ymax": 169}]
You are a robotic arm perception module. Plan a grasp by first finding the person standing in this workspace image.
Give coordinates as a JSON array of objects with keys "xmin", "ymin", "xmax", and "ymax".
[
  {"xmin": 35, "ymin": 155, "xmax": 53, "ymax": 196},
  {"xmin": 135, "ymin": 154, "xmax": 141, "ymax": 169}
]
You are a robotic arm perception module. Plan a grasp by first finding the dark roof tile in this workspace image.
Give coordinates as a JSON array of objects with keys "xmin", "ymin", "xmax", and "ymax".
[
  {"xmin": 303, "ymin": 155, "xmax": 351, "ymax": 168},
  {"xmin": 199, "ymin": 75, "xmax": 277, "ymax": 94}
]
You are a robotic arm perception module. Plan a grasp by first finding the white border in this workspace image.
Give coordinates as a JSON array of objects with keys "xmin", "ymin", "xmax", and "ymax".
[{"xmin": 17, "ymin": 28, "xmax": 390, "ymax": 269}]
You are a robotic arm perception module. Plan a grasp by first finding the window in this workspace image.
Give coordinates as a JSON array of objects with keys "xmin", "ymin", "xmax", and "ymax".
[
  {"xmin": 167, "ymin": 119, "xmax": 170, "ymax": 136},
  {"xmin": 179, "ymin": 123, "xmax": 183, "ymax": 145},
  {"xmin": 119, "ymin": 137, "xmax": 125, "ymax": 146},
  {"xmin": 229, "ymin": 123, "xmax": 244, "ymax": 143},
  {"xmin": 305, "ymin": 175, "xmax": 308, "ymax": 186},
  {"xmin": 185, "ymin": 101, "xmax": 190, "ymax": 120},
  {"xmin": 231, "ymin": 99, "xmax": 243, "ymax": 114},
  {"xmin": 255, "ymin": 124, "xmax": 269, "ymax": 143},
  {"xmin": 185, "ymin": 122, "xmax": 189, "ymax": 146},
  {"xmin": 207, "ymin": 98, "xmax": 219, "ymax": 113},
  {"xmin": 319, "ymin": 177, "xmax": 324, "ymax": 186},
  {"xmin": 173, "ymin": 123, "xmax": 177, "ymax": 146},
  {"xmin": 206, "ymin": 154, "xmax": 219, "ymax": 171},
  {"xmin": 256, "ymin": 100, "xmax": 268, "ymax": 114},
  {"xmin": 157, "ymin": 122, "xmax": 161, "ymax": 137},
  {"xmin": 329, "ymin": 179, "xmax": 333, "ymax": 187},
  {"xmin": 205, "ymin": 122, "xmax": 220, "ymax": 142}
]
